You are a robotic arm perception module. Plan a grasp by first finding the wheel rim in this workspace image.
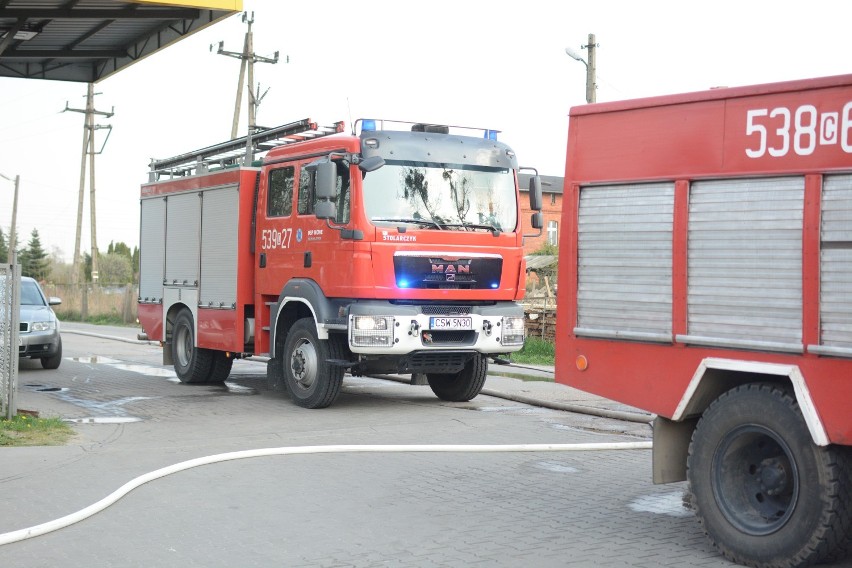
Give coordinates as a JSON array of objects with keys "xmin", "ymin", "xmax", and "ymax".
[
  {"xmin": 175, "ymin": 323, "xmax": 192, "ymax": 368},
  {"xmin": 712, "ymin": 424, "xmax": 799, "ymax": 536},
  {"xmin": 289, "ymin": 338, "xmax": 318, "ymax": 391}
]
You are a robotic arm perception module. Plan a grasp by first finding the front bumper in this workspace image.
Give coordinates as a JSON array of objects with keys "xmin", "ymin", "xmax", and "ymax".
[
  {"xmin": 346, "ymin": 301, "xmax": 525, "ymax": 355},
  {"xmin": 19, "ymin": 329, "xmax": 61, "ymax": 358}
]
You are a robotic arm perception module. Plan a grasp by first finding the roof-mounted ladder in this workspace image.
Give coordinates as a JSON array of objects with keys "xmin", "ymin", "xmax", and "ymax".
[{"xmin": 148, "ymin": 118, "xmax": 345, "ymax": 181}]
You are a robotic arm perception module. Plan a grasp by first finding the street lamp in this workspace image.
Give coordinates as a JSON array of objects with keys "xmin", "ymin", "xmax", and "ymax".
[
  {"xmin": 0, "ymin": 172, "xmax": 19, "ymax": 264},
  {"xmin": 565, "ymin": 33, "xmax": 597, "ymax": 104}
]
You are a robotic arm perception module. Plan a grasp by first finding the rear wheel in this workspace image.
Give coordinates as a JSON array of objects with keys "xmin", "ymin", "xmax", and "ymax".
[
  {"xmin": 281, "ymin": 318, "xmax": 344, "ymax": 409},
  {"xmin": 171, "ymin": 309, "xmax": 213, "ymax": 384},
  {"xmin": 427, "ymin": 355, "xmax": 487, "ymax": 402},
  {"xmin": 207, "ymin": 351, "xmax": 234, "ymax": 384},
  {"xmin": 687, "ymin": 383, "xmax": 852, "ymax": 568}
]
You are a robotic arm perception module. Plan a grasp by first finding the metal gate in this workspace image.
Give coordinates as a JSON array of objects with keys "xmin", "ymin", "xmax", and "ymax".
[{"xmin": 0, "ymin": 263, "xmax": 21, "ymax": 419}]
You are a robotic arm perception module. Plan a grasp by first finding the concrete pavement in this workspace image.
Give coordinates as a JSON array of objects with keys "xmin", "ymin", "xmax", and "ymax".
[{"xmin": 3, "ymin": 323, "xmax": 731, "ymax": 568}]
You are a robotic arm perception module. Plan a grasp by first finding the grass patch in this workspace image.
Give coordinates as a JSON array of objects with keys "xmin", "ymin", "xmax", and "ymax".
[
  {"xmin": 55, "ymin": 311, "xmax": 129, "ymax": 326},
  {"xmin": 509, "ymin": 336, "xmax": 555, "ymax": 365},
  {"xmin": 0, "ymin": 414, "xmax": 75, "ymax": 447}
]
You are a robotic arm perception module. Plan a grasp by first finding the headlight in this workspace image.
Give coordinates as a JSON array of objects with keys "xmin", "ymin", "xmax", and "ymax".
[
  {"xmin": 351, "ymin": 316, "xmax": 393, "ymax": 347},
  {"xmin": 501, "ymin": 316, "xmax": 525, "ymax": 346},
  {"xmin": 31, "ymin": 321, "xmax": 55, "ymax": 332},
  {"xmin": 353, "ymin": 316, "xmax": 389, "ymax": 331}
]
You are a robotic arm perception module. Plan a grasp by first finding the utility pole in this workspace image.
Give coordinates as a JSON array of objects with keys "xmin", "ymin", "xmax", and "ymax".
[
  {"xmin": 212, "ymin": 12, "xmax": 281, "ymax": 139},
  {"xmin": 64, "ymin": 83, "xmax": 114, "ymax": 286},
  {"xmin": 565, "ymin": 33, "xmax": 598, "ymax": 104},
  {"xmin": 585, "ymin": 33, "xmax": 597, "ymax": 104}
]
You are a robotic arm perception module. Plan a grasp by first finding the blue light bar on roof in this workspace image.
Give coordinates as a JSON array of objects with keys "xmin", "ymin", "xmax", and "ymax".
[
  {"xmin": 484, "ymin": 129, "xmax": 498, "ymax": 140},
  {"xmin": 362, "ymin": 119, "xmax": 377, "ymax": 132}
]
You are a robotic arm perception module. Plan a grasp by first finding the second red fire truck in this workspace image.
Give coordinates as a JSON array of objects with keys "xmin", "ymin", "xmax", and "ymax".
[{"xmin": 555, "ymin": 75, "xmax": 852, "ymax": 567}]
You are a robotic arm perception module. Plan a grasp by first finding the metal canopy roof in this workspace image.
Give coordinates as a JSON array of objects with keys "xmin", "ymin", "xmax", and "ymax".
[{"xmin": 0, "ymin": 1, "xmax": 237, "ymax": 83}]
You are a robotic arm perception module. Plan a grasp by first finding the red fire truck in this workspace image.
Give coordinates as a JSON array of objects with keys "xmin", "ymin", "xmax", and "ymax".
[
  {"xmin": 555, "ymin": 75, "xmax": 852, "ymax": 567},
  {"xmin": 138, "ymin": 118, "xmax": 541, "ymax": 409}
]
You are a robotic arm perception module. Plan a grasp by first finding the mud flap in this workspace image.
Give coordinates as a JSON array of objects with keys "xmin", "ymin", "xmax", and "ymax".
[{"xmin": 266, "ymin": 356, "xmax": 286, "ymax": 392}]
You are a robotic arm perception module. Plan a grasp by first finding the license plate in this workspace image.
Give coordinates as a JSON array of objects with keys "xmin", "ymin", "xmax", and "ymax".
[{"xmin": 429, "ymin": 317, "xmax": 472, "ymax": 330}]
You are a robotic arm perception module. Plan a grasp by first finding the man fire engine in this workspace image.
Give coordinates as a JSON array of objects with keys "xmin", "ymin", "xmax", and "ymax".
[{"xmin": 138, "ymin": 118, "xmax": 541, "ymax": 409}]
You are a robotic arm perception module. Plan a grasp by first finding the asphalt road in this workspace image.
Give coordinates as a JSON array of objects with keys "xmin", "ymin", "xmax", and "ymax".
[{"xmin": 0, "ymin": 325, "xmax": 755, "ymax": 567}]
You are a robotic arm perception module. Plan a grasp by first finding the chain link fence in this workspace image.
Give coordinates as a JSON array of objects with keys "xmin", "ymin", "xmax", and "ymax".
[{"xmin": 1, "ymin": 263, "xmax": 21, "ymax": 419}]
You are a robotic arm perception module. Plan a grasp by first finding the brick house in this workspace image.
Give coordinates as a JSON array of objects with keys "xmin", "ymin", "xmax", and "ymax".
[{"xmin": 517, "ymin": 173, "xmax": 564, "ymax": 256}]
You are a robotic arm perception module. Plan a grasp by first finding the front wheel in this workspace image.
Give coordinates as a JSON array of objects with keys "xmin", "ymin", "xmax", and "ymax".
[
  {"xmin": 171, "ymin": 309, "xmax": 213, "ymax": 383},
  {"xmin": 427, "ymin": 355, "xmax": 487, "ymax": 402},
  {"xmin": 40, "ymin": 337, "xmax": 62, "ymax": 369},
  {"xmin": 280, "ymin": 318, "xmax": 344, "ymax": 409},
  {"xmin": 687, "ymin": 383, "xmax": 852, "ymax": 568}
]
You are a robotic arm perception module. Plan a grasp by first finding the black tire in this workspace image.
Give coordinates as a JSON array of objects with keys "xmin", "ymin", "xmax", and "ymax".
[
  {"xmin": 40, "ymin": 337, "xmax": 62, "ymax": 370},
  {"xmin": 206, "ymin": 351, "xmax": 234, "ymax": 384},
  {"xmin": 171, "ymin": 309, "xmax": 213, "ymax": 384},
  {"xmin": 427, "ymin": 355, "xmax": 487, "ymax": 402},
  {"xmin": 687, "ymin": 383, "xmax": 852, "ymax": 568},
  {"xmin": 280, "ymin": 318, "xmax": 344, "ymax": 409}
]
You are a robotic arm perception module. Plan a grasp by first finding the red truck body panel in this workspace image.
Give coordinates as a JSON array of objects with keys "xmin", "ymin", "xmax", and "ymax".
[{"xmin": 556, "ymin": 74, "xmax": 852, "ymax": 445}]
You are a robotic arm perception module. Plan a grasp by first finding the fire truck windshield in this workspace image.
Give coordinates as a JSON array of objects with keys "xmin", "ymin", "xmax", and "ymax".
[{"xmin": 363, "ymin": 161, "xmax": 518, "ymax": 232}]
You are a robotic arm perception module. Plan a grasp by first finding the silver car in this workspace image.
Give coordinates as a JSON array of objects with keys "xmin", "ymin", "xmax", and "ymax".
[{"xmin": 19, "ymin": 276, "xmax": 63, "ymax": 369}]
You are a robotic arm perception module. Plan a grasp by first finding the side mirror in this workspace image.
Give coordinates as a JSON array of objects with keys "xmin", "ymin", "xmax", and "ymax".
[
  {"xmin": 529, "ymin": 175, "xmax": 543, "ymax": 211},
  {"xmin": 315, "ymin": 200, "xmax": 336, "ymax": 220},
  {"xmin": 531, "ymin": 212, "xmax": 543, "ymax": 230},
  {"xmin": 315, "ymin": 160, "xmax": 338, "ymax": 200},
  {"xmin": 358, "ymin": 155, "xmax": 385, "ymax": 172},
  {"xmin": 49, "ymin": 297, "xmax": 62, "ymax": 306}
]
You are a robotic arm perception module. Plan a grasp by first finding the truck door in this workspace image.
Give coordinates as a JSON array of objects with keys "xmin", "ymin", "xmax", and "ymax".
[
  {"xmin": 255, "ymin": 164, "xmax": 298, "ymax": 297},
  {"xmin": 292, "ymin": 159, "xmax": 350, "ymax": 296},
  {"xmin": 255, "ymin": 160, "xmax": 351, "ymax": 297}
]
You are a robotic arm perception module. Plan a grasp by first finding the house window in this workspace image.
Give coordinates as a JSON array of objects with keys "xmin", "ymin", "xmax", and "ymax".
[
  {"xmin": 547, "ymin": 220, "xmax": 558, "ymax": 246},
  {"xmin": 550, "ymin": 193, "xmax": 557, "ymax": 205}
]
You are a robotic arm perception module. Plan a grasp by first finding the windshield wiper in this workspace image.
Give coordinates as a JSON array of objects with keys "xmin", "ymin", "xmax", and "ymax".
[
  {"xmin": 440, "ymin": 223, "xmax": 502, "ymax": 235},
  {"xmin": 371, "ymin": 217, "xmax": 444, "ymax": 230}
]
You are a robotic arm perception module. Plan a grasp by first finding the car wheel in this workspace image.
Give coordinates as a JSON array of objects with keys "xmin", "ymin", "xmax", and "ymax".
[{"xmin": 40, "ymin": 337, "xmax": 62, "ymax": 370}]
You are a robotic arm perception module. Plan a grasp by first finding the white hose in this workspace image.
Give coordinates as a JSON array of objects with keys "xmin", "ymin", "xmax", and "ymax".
[{"xmin": 0, "ymin": 441, "xmax": 651, "ymax": 546}]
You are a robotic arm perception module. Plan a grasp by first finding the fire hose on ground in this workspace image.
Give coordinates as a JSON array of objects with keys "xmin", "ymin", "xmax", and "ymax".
[{"xmin": 0, "ymin": 442, "xmax": 652, "ymax": 546}]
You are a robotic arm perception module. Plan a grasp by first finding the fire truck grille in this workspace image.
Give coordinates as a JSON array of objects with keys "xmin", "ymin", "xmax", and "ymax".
[
  {"xmin": 402, "ymin": 352, "xmax": 475, "ymax": 374},
  {"xmin": 393, "ymin": 255, "xmax": 503, "ymax": 290},
  {"xmin": 421, "ymin": 305, "xmax": 473, "ymax": 315},
  {"xmin": 421, "ymin": 330, "xmax": 476, "ymax": 346}
]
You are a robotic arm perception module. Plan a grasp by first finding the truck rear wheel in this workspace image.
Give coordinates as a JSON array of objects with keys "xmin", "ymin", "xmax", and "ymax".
[
  {"xmin": 171, "ymin": 309, "xmax": 213, "ymax": 384},
  {"xmin": 206, "ymin": 351, "xmax": 234, "ymax": 384},
  {"xmin": 687, "ymin": 383, "xmax": 852, "ymax": 568},
  {"xmin": 281, "ymin": 318, "xmax": 344, "ymax": 409},
  {"xmin": 427, "ymin": 355, "xmax": 487, "ymax": 402}
]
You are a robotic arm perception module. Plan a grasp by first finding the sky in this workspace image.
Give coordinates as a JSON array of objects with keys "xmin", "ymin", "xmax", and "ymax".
[{"xmin": 0, "ymin": 0, "xmax": 850, "ymax": 263}]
